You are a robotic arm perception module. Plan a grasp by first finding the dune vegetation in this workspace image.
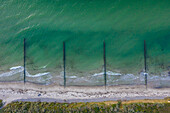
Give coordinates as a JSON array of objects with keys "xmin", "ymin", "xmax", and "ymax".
[
  {"xmin": 0, "ymin": 98, "xmax": 170, "ymax": 113},
  {"xmin": 0, "ymin": 100, "xmax": 3, "ymax": 108}
]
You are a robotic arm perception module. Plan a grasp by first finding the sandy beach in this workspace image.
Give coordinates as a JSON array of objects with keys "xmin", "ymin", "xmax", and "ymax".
[{"xmin": 0, "ymin": 82, "xmax": 169, "ymax": 105}]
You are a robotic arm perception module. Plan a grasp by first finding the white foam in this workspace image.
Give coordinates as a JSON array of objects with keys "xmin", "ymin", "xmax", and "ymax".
[
  {"xmin": 120, "ymin": 74, "xmax": 138, "ymax": 80},
  {"xmin": 26, "ymin": 72, "xmax": 50, "ymax": 78},
  {"xmin": 0, "ymin": 66, "xmax": 51, "ymax": 79},
  {"xmin": 10, "ymin": 66, "xmax": 23, "ymax": 70},
  {"xmin": 143, "ymin": 72, "xmax": 148, "ymax": 75},
  {"xmin": 68, "ymin": 76, "xmax": 77, "ymax": 78},
  {"xmin": 0, "ymin": 66, "xmax": 23, "ymax": 77},
  {"xmin": 92, "ymin": 71, "xmax": 121, "ymax": 77}
]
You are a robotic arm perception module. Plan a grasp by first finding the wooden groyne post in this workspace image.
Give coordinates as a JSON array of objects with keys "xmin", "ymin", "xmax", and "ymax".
[
  {"xmin": 63, "ymin": 41, "xmax": 66, "ymax": 88},
  {"xmin": 103, "ymin": 41, "xmax": 107, "ymax": 88},
  {"xmin": 144, "ymin": 40, "xmax": 147, "ymax": 89},
  {"xmin": 23, "ymin": 38, "xmax": 26, "ymax": 84}
]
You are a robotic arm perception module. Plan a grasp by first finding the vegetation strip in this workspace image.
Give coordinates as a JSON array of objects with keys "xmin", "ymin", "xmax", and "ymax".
[
  {"xmin": 0, "ymin": 100, "xmax": 3, "ymax": 108},
  {"xmin": 0, "ymin": 98, "xmax": 169, "ymax": 113}
]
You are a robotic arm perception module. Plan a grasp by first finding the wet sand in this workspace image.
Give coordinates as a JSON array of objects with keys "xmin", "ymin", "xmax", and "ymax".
[{"xmin": 0, "ymin": 82, "xmax": 169, "ymax": 105}]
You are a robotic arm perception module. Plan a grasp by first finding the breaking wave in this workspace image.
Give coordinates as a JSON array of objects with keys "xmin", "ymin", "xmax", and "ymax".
[
  {"xmin": 0, "ymin": 66, "xmax": 52, "ymax": 83},
  {"xmin": 0, "ymin": 66, "xmax": 170, "ymax": 87}
]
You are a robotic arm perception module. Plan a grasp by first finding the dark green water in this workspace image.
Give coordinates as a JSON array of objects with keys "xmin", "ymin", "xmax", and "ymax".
[{"xmin": 0, "ymin": 0, "xmax": 170, "ymax": 84}]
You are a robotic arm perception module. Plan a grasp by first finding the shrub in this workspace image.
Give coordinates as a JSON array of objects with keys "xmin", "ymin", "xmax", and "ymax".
[
  {"xmin": 0, "ymin": 100, "xmax": 3, "ymax": 108},
  {"xmin": 0, "ymin": 101, "xmax": 169, "ymax": 113}
]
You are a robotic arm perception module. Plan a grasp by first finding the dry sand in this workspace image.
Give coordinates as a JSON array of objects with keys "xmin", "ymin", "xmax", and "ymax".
[{"xmin": 0, "ymin": 82, "xmax": 169, "ymax": 105}]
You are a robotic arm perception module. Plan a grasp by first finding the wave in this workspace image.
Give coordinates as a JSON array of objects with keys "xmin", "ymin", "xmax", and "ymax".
[
  {"xmin": 68, "ymin": 76, "xmax": 77, "ymax": 79},
  {"xmin": 10, "ymin": 66, "xmax": 23, "ymax": 70},
  {"xmin": 1, "ymin": 66, "xmax": 170, "ymax": 86},
  {"xmin": 139, "ymin": 73, "xmax": 170, "ymax": 81},
  {"xmin": 0, "ymin": 66, "xmax": 23, "ymax": 77},
  {"xmin": 0, "ymin": 66, "xmax": 51, "ymax": 79},
  {"xmin": 92, "ymin": 71, "xmax": 121, "ymax": 77},
  {"xmin": 26, "ymin": 72, "xmax": 50, "ymax": 78}
]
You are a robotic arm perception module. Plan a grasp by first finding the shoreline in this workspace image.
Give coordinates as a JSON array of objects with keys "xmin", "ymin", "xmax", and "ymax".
[
  {"xmin": 0, "ymin": 82, "xmax": 170, "ymax": 105},
  {"xmin": 0, "ymin": 81, "xmax": 169, "ymax": 88}
]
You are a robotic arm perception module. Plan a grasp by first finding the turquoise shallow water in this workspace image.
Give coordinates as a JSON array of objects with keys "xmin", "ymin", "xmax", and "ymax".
[{"xmin": 0, "ymin": 0, "xmax": 169, "ymax": 85}]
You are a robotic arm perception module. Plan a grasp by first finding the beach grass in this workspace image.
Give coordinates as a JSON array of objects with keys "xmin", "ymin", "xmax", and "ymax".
[{"xmin": 0, "ymin": 98, "xmax": 170, "ymax": 113}]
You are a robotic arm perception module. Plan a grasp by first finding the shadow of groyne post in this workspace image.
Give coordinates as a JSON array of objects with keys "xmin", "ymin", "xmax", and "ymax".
[
  {"xmin": 23, "ymin": 38, "xmax": 26, "ymax": 84},
  {"xmin": 144, "ymin": 40, "xmax": 147, "ymax": 89},
  {"xmin": 103, "ymin": 41, "xmax": 107, "ymax": 89},
  {"xmin": 63, "ymin": 41, "xmax": 66, "ymax": 88}
]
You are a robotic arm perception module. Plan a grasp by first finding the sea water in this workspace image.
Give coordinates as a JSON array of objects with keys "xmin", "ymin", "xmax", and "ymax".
[{"xmin": 0, "ymin": 0, "xmax": 169, "ymax": 86}]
